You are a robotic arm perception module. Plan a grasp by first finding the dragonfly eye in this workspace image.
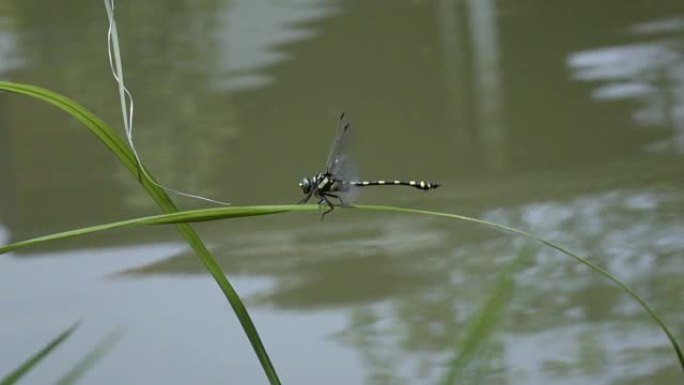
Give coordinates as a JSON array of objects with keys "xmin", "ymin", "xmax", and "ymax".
[{"xmin": 299, "ymin": 177, "xmax": 312, "ymax": 194}]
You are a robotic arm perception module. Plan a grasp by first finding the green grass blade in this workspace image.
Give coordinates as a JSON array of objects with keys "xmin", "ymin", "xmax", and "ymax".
[
  {"xmin": 442, "ymin": 244, "xmax": 537, "ymax": 384},
  {"xmin": 0, "ymin": 323, "xmax": 79, "ymax": 385},
  {"xmin": 2, "ymin": 202, "xmax": 679, "ymax": 373},
  {"xmin": 0, "ymin": 205, "xmax": 313, "ymax": 254},
  {"xmin": 55, "ymin": 329, "xmax": 123, "ymax": 385},
  {"xmin": 0, "ymin": 81, "xmax": 282, "ymax": 385},
  {"xmin": 357, "ymin": 205, "xmax": 684, "ymax": 373}
]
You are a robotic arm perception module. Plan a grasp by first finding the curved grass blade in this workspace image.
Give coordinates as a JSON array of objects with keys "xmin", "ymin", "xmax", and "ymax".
[
  {"xmin": 1, "ymin": 202, "xmax": 679, "ymax": 373},
  {"xmin": 358, "ymin": 205, "xmax": 684, "ymax": 373},
  {"xmin": 0, "ymin": 323, "xmax": 79, "ymax": 385},
  {"xmin": 0, "ymin": 81, "xmax": 281, "ymax": 385}
]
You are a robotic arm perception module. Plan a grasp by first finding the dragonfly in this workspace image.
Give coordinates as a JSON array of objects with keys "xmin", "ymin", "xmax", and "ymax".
[{"xmin": 298, "ymin": 113, "xmax": 440, "ymax": 218}]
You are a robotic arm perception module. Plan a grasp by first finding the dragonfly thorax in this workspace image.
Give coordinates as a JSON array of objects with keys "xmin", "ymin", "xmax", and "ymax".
[{"xmin": 300, "ymin": 173, "xmax": 345, "ymax": 195}]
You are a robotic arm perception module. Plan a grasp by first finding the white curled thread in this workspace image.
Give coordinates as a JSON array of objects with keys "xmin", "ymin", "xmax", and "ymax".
[{"xmin": 103, "ymin": 0, "xmax": 230, "ymax": 206}]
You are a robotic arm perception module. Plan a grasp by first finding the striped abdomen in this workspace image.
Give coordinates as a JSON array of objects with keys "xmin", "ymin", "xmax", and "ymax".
[{"xmin": 345, "ymin": 180, "xmax": 440, "ymax": 190}]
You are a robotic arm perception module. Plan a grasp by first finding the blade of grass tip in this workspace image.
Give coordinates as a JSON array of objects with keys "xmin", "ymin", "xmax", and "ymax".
[
  {"xmin": 56, "ymin": 328, "xmax": 124, "ymax": 385},
  {"xmin": 355, "ymin": 204, "xmax": 684, "ymax": 372},
  {"xmin": 442, "ymin": 243, "xmax": 538, "ymax": 385},
  {"xmin": 0, "ymin": 205, "xmax": 311, "ymax": 255},
  {"xmin": 0, "ymin": 81, "xmax": 282, "ymax": 384},
  {"xmin": 1, "ymin": 197, "xmax": 680, "ymax": 372},
  {"xmin": 0, "ymin": 323, "xmax": 79, "ymax": 385}
]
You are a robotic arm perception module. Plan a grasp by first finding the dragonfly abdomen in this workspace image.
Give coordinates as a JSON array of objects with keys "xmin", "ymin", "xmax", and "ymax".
[{"xmin": 346, "ymin": 180, "xmax": 440, "ymax": 190}]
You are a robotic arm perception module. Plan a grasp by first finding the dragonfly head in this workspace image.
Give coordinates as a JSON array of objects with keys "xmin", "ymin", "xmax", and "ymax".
[{"xmin": 299, "ymin": 177, "xmax": 313, "ymax": 194}]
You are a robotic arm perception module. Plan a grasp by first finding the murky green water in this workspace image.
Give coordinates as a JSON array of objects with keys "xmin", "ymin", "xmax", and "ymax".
[{"xmin": 1, "ymin": 0, "xmax": 683, "ymax": 384}]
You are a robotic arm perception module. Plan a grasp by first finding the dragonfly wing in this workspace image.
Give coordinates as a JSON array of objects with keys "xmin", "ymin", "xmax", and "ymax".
[
  {"xmin": 337, "ymin": 181, "xmax": 360, "ymax": 206},
  {"xmin": 326, "ymin": 113, "xmax": 352, "ymax": 175},
  {"xmin": 325, "ymin": 112, "xmax": 360, "ymax": 204}
]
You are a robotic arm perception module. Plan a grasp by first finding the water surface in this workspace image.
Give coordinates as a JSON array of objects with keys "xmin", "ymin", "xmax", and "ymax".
[{"xmin": 1, "ymin": 0, "xmax": 683, "ymax": 384}]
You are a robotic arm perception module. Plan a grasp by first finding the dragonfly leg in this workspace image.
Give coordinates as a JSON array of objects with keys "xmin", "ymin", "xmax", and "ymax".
[
  {"xmin": 326, "ymin": 193, "xmax": 347, "ymax": 207},
  {"xmin": 319, "ymin": 194, "xmax": 335, "ymax": 220},
  {"xmin": 298, "ymin": 189, "xmax": 314, "ymax": 204}
]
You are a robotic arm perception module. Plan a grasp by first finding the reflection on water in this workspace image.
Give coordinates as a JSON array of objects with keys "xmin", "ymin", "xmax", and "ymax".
[
  {"xmin": 215, "ymin": 0, "xmax": 339, "ymax": 91},
  {"xmin": 0, "ymin": 18, "xmax": 22, "ymax": 73},
  {"xmin": 568, "ymin": 16, "xmax": 684, "ymax": 154},
  {"xmin": 0, "ymin": 222, "xmax": 7, "ymax": 245},
  {"xmin": 1, "ymin": 0, "xmax": 684, "ymax": 384}
]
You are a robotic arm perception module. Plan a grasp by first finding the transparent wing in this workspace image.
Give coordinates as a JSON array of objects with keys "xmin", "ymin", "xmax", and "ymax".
[
  {"xmin": 326, "ymin": 113, "xmax": 353, "ymax": 175},
  {"xmin": 325, "ymin": 112, "xmax": 360, "ymax": 203}
]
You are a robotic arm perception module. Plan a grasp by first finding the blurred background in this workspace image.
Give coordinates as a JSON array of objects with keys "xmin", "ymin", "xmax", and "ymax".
[{"xmin": 1, "ymin": 0, "xmax": 683, "ymax": 384}]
